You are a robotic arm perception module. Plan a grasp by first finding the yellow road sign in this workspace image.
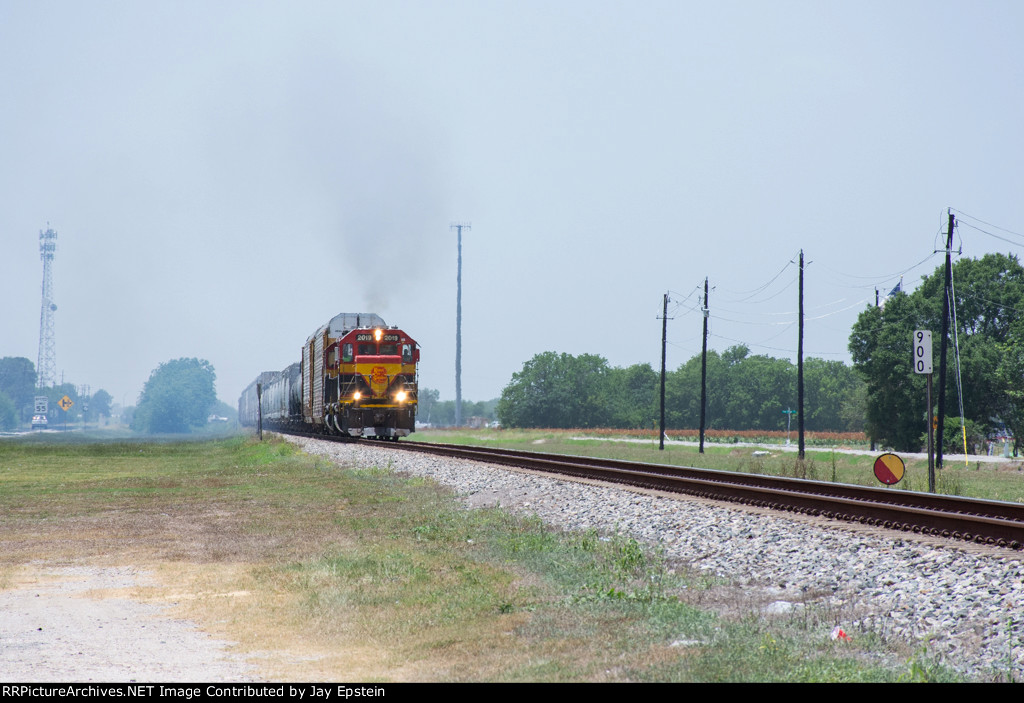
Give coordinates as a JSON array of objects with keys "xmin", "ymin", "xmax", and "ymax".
[{"xmin": 59, "ymin": 395, "xmax": 74, "ymax": 411}]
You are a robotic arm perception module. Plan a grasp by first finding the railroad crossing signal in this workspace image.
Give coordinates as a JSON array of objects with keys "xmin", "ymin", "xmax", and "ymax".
[{"xmin": 58, "ymin": 395, "xmax": 74, "ymax": 411}]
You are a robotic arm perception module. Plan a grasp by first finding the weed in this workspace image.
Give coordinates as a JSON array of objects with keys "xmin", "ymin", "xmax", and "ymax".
[
  {"xmin": 900, "ymin": 473, "xmax": 914, "ymax": 493},
  {"xmin": 936, "ymin": 468, "xmax": 963, "ymax": 497},
  {"xmin": 787, "ymin": 456, "xmax": 818, "ymax": 480},
  {"xmin": 611, "ymin": 536, "xmax": 646, "ymax": 579},
  {"xmin": 899, "ymin": 647, "xmax": 960, "ymax": 683}
]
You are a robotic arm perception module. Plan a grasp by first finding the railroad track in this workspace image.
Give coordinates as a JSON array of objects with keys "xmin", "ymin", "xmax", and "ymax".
[{"xmin": 353, "ymin": 438, "xmax": 1024, "ymax": 550}]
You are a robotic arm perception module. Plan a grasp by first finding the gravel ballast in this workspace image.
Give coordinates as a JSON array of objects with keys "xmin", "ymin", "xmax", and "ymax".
[{"xmin": 292, "ymin": 436, "xmax": 1024, "ymax": 680}]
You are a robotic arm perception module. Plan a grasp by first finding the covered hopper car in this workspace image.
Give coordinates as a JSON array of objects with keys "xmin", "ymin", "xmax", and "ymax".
[{"xmin": 239, "ymin": 312, "xmax": 419, "ymax": 439}]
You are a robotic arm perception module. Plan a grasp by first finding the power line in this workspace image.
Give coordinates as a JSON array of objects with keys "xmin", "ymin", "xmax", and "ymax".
[
  {"xmin": 951, "ymin": 208, "xmax": 1024, "ymax": 241},
  {"xmin": 708, "ymin": 331, "xmax": 845, "ymax": 357},
  {"xmin": 816, "ymin": 251, "xmax": 942, "ymax": 290},
  {"xmin": 716, "ymin": 255, "xmax": 797, "ymax": 302},
  {"xmin": 957, "ymin": 220, "xmax": 1024, "ymax": 248}
]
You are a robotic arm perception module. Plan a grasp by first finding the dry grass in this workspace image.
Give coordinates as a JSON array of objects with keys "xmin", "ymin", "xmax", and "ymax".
[{"xmin": 0, "ymin": 434, "xmax": 971, "ymax": 682}]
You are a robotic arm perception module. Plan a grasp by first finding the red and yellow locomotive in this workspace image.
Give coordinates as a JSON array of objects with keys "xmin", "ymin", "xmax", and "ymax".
[
  {"xmin": 303, "ymin": 312, "xmax": 419, "ymax": 438},
  {"xmin": 240, "ymin": 312, "xmax": 419, "ymax": 439}
]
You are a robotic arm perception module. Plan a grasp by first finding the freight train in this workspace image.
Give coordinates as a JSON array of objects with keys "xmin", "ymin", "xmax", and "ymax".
[{"xmin": 239, "ymin": 312, "xmax": 419, "ymax": 439}]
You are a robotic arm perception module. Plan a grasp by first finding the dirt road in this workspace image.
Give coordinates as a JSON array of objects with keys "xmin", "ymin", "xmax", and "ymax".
[{"xmin": 0, "ymin": 565, "xmax": 258, "ymax": 682}]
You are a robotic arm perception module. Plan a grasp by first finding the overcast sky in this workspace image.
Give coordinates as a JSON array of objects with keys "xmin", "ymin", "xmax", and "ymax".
[{"xmin": 2, "ymin": 0, "xmax": 1023, "ymax": 410}]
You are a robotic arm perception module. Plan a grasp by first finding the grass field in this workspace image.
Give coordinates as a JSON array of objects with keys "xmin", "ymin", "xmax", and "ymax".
[
  {"xmin": 416, "ymin": 427, "xmax": 1024, "ymax": 504},
  {"xmin": 0, "ymin": 431, "xmax": 982, "ymax": 681}
]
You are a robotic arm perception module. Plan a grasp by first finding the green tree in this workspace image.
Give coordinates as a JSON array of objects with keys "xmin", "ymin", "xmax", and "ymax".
[
  {"xmin": 0, "ymin": 391, "xmax": 16, "ymax": 430},
  {"xmin": 665, "ymin": 349, "xmax": 730, "ymax": 429},
  {"xmin": 664, "ymin": 345, "xmax": 860, "ymax": 432},
  {"xmin": 723, "ymin": 351, "xmax": 796, "ymax": 430},
  {"xmin": 133, "ymin": 358, "xmax": 217, "ymax": 433},
  {"xmin": 850, "ymin": 253, "xmax": 1024, "ymax": 451},
  {"xmin": 415, "ymin": 389, "xmax": 497, "ymax": 427},
  {"xmin": 803, "ymin": 358, "xmax": 862, "ymax": 432},
  {"xmin": 497, "ymin": 352, "xmax": 613, "ymax": 428},
  {"xmin": 0, "ymin": 357, "xmax": 37, "ymax": 423},
  {"xmin": 838, "ymin": 380, "xmax": 868, "ymax": 432},
  {"xmin": 995, "ymin": 326, "xmax": 1024, "ymax": 456},
  {"xmin": 90, "ymin": 389, "xmax": 113, "ymax": 420},
  {"xmin": 605, "ymin": 363, "xmax": 659, "ymax": 429},
  {"xmin": 849, "ymin": 293, "xmax": 927, "ymax": 450},
  {"xmin": 418, "ymin": 387, "xmax": 441, "ymax": 425}
]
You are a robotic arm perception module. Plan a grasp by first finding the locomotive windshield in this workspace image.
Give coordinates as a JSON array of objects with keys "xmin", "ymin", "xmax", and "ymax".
[{"xmin": 354, "ymin": 342, "xmax": 402, "ymax": 356}]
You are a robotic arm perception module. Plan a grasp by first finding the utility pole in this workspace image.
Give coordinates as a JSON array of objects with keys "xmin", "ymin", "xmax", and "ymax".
[
  {"xmin": 37, "ymin": 226, "xmax": 58, "ymax": 389},
  {"xmin": 78, "ymin": 384, "xmax": 89, "ymax": 429},
  {"xmin": 936, "ymin": 211, "xmax": 955, "ymax": 470},
  {"xmin": 451, "ymin": 222, "xmax": 471, "ymax": 427},
  {"xmin": 659, "ymin": 292, "xmax": 669, "ymax": 450},
  {"xmin": 699, "ymin": 278, "xmax": 709, "ymax": 454},
  {"xmin": 257, "ymin": 382, "xmax": 263, "ymax": 441},
  {"xmin": 798, "ymin": 249, "xmax": 805, "ymax": 460}
]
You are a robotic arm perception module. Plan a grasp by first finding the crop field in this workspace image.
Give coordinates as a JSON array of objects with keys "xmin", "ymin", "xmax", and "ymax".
[{"xmin": 0, "ymin": 432, "xmax": 980, "ymax": 681}]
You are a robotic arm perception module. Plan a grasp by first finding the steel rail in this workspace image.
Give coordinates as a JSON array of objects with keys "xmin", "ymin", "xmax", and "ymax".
[{"xmin": 366, "ymin": 439, "xmax": 1024, "ymax": 550}]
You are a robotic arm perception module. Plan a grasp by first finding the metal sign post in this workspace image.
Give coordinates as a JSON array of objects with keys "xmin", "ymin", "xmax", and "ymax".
[
  {"xmin": 58, "ymin": 395, "xmax": 74, "ymax": 433},
  {"xmin": 782, "ymin": 408, "xmax": 796, "ymax": 446},
  {"xmin": 913, "ymin": 330, "xmax": 934, "ymax": 492}
]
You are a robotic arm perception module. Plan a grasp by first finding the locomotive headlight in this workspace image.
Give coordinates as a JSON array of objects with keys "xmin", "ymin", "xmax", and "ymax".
[
  {"xmin": 353, "ymin": 391, "xmax": 361, "ymax": 401},
  {"xmin": 396, "ymin": 391, "xmax": 407, "ymax": 402},
  {"xmin": 374, "ymin": 328, "xmax": 382, "ymax": 341}
]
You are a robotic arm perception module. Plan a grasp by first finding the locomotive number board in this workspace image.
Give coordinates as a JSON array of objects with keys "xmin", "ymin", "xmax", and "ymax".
[{"xmin": 355, "ymin": 333, "xmax": 401, "ymax": 342}]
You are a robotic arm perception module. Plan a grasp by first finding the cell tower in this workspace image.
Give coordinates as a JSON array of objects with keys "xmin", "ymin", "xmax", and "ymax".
[{"xmin": 37, "ymin": 226, "xmax": 58, "ymax": 388}]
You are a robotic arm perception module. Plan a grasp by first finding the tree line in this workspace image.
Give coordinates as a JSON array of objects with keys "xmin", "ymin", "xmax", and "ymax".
[
  {"xmin": 496, "ymin": 349, "xmax": 864, "ymax": 432},
  {"xmin": 0, "ymin": 355, "xmax": 221, "ymax": 434},
  {"xmin": 417, "ymin": 388, "xmax": 498, "ymax": 427}
]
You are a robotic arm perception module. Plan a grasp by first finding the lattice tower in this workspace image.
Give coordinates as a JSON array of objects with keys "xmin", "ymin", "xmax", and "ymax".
[{"xmin": 37, "ymin": 227, "xmax": 58, "ymax": 388}]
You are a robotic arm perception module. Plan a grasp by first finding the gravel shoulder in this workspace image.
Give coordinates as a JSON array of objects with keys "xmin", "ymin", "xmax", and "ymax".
[{"xmin": 0, "ymin": 565, "xmax": 259, "ymax": 682}]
